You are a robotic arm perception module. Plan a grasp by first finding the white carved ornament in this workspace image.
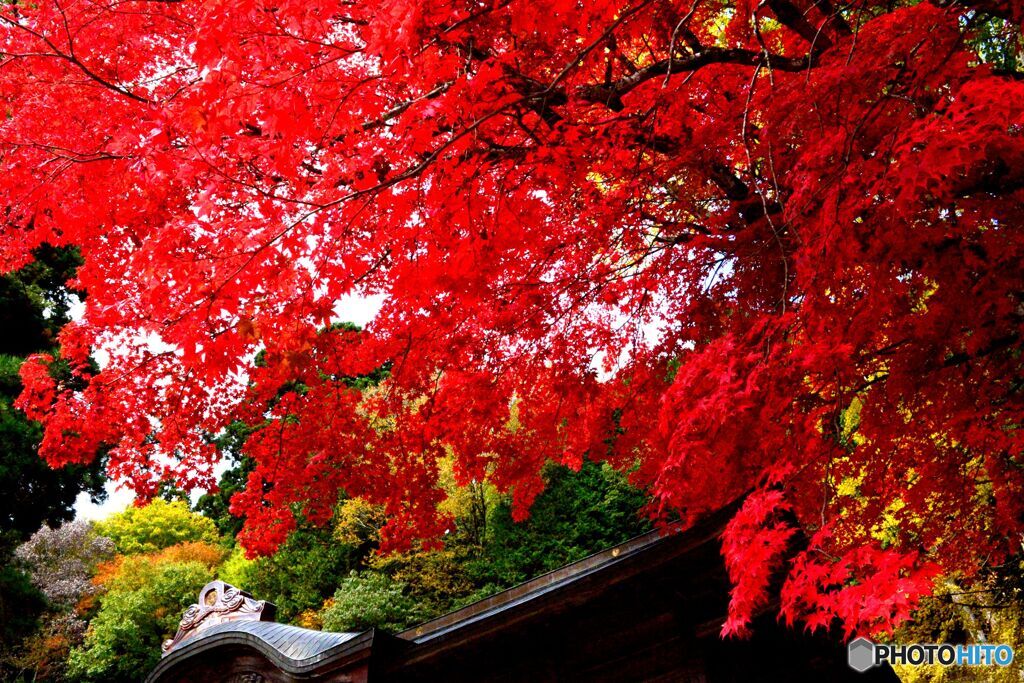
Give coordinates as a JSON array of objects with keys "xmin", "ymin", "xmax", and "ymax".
[{"xmin": 162, "ymin": 581, "xmax": 275, "ymax": 655}]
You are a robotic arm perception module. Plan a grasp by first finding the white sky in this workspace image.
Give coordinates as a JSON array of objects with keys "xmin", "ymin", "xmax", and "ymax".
[{"xmin": 74, "ymin": 484, "xmax": 137, "ymax": 521}]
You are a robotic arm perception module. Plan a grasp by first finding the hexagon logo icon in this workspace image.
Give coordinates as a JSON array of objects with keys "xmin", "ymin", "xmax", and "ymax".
[{"xmin": 848, "ymin": 637, "xmax": 876, "ymax": 673}]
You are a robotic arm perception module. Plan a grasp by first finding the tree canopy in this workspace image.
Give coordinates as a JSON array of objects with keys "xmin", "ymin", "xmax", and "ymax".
[
  {"xmin": 2, "ymin": 0, "xmax": 1023, "ymax": 636},
  {"xmin": 95, "ymin": 499, "xmax": 219, "ymax": 556}
]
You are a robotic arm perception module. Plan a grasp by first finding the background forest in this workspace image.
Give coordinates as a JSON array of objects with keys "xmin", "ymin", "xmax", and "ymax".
[{"xmin": 4, "ymin": 461, "xmax": 650, "ymax": 682}]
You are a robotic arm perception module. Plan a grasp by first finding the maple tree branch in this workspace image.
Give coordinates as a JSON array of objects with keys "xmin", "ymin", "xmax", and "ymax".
[
  {"xmin": 543, "ymin": 0, "xmax": 660, "ymax": 94},
  {"xmin": 56, "ymin": 52, "xmax": 153, "ymax": 103},
  {"xmin": 851, "ymin": 333, "xmax": 1021, "ymax": 393},
  {"xmin": 193, "ymin": 96, "xmax": 529, "ymax": 316},
  {"xmin": 575, "ymin": 48, "xmax": 810, "ymax": 111},
  {"xmin": 353, "ymin": 80, "xmax": 456, "ymax": 134},
  {"xmin": 767, "ymin": 0, "xmax": 833, "ymax": 50},
  {"xmin": 634, "ymin": 133, "xmax": 781, "ymax": 225},
  {"xmin": 813, "ymin": 0, "xmax": 852, "ymax": 37},
  {"xmin": 0, "ymin": 12, "xmax": 153, "ymax": 104},
  {"xmin": 942, "ymin": 333, "xmax": 1020, "ymax": 368}
]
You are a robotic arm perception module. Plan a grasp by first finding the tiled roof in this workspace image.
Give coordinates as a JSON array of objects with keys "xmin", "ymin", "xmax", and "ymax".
[
  {"xmin": 147, "ymin": 620, "xmax": 369, "ymax": 682},
  {"xmin": 183, "ymin": 620, "xmax": 361, "ymax": 662}
]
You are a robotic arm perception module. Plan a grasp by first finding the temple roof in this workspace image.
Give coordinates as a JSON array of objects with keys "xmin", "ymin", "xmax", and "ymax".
[
  {"xmin": 150, "ymin": 620, "xmax": 369, "ymax": 682},
  {"xmin": 147, "ymin": 503, "xmax": 898, "ymax": 682},
  {"xmin": 148, "ymin": 507, "xmax": 735, "ymax": 682},
  {"xmin": 177, "ymin": 620, "xmax": 361, "ymax": 661}
]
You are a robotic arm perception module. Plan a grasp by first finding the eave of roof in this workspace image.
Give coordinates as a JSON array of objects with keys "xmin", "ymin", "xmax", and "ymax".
[{"xmin": 145, "ymin": 621, "xmax": 373, "ymax": 683}]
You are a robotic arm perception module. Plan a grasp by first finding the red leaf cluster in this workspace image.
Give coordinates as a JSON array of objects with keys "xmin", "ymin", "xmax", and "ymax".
[{"xmin": 2, "ymin": 0, "xmax": 1024, "ymax": 632}]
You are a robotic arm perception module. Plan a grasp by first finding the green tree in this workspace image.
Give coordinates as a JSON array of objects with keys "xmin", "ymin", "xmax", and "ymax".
[
  {"xmin": 95, "ymin": 499, "xmax": 219, "ymax": 555},
  {"xmin": 320, "ymin": 572, "xmax": 427, "ymax": 633},
  {"xmin": 0, "ymin": 246, "xmax": 106, "ymax": 545},
  {"xmin": 194, "ymin": 422, "xmax": 257, "ymax": 538},
  {"xmin": 469, "ymin": 460, "xmax": 651, "ymax": 587},
  {"xmin": 348, "ymin": 459, "xmax": 652, "ymax": 623},
  {"xmin": 0, "ymin": 555, "xmax": 46, "ymax": 656},
  {"xmin": 367, "ymin": 545, "xmax": 479, "ymax": 617},
  {"xmin": 219, "ymin": 521, "xmax": 359, "ymax": 622},
  {"xmin": 0, "ymin": 244, "xmax": 81, "ymax": 356}
]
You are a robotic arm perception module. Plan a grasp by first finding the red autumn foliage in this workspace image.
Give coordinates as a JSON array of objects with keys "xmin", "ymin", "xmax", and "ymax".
[
  {"xmin": 720, "ymin": 489, "xmax": 797, "ymax": 638},
  {"xmin": 2, "ymin": 0, "xmax": 1024, "ymax": 635}
]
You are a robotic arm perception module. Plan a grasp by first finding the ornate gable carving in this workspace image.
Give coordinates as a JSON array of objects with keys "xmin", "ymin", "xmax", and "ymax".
[{"xmin": 162, "ymin": 581, "xmax": 276, "ymax": 655}]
